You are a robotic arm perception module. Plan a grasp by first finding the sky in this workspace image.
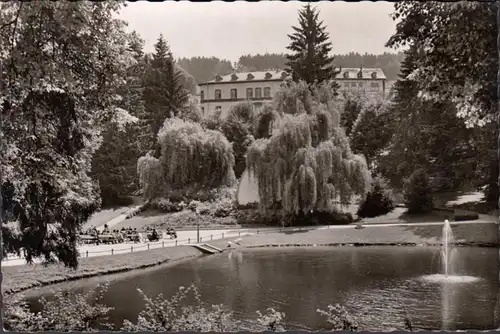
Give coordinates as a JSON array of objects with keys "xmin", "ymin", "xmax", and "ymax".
[{"xmin": 118, "ymin": 1, "xmax": 400, "ymax": 63}]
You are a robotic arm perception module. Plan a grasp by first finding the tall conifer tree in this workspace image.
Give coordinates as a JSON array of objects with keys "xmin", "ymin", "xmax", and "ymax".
[
  {"xmin": 143, "ymin": 35, "xmax": 189, "ymax": 147},
  {"xmin": 285, "ymin": 3, "xmax": 339, "ymax": 87}
]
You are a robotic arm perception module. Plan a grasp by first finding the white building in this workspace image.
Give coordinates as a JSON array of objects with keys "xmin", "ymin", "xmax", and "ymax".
[
  {"xmin": 198, "ymin": 71, "xmax": 288, "ymax": 119},
  {"xmin": 335, "ymin": 67, "xmax": 387, "ymax": 98},
  {"xmin": 198, "ymin": 68, "xmax": 387, "ymax": 118}
]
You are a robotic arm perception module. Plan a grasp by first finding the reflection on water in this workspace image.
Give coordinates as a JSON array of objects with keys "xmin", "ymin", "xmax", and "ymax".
[{"xmin": 27, "ymin": 246, "xmax": 498, "ymax": 331}]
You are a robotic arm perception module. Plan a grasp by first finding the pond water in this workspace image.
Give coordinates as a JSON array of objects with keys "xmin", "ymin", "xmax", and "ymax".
[{"xmin": 27, "ymin": 246, "xmax": 499, "ymax": 331}]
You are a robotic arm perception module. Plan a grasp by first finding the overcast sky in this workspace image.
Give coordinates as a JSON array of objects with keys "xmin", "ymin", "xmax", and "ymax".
[{"xmin": 119, "ymin": 1, "xmax": 400, "ymax": 63}]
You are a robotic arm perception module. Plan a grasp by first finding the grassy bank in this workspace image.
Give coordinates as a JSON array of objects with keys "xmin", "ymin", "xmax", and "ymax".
[
  {"xmin": 3, "ymin": 246, "xmax": 203, "ymax": 296},
  {"xmin": 207, "ymin": 221, "xmax": 499, "ymax": 249}
]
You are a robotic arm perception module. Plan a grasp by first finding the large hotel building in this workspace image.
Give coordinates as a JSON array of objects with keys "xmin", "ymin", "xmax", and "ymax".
[{"xmin": 198, "ymin": 67, "xmax": 387, "ymax": 118}]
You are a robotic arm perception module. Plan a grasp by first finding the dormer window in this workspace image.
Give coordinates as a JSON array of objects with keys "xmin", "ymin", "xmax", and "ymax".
[
  {"xmin": 231, "ymin": 74, "xmax": 238, "ymax": 81},
  {"xmin": 371, "ymin": 72, "xmax": 377, "ymax": 79},
  {"xmin": 215, "ymin": 75, "xmax": 222, "ymax": 82},
  {"xmin": 280, "ymin": 72, "xmax": 288, "ymax": 80},
  {"xmin": 247, "ymin": 73, "xmax": 254, "ymax": 80},
  {"xmin": 357, "ymin": 71, "xmax": 363, "ymax": 79},
  {"xmin": 264, "ymin": 72, "xmax": 272, "ymax": 80},
  {"xmin": 343, "ymin": 71, "xmax": 349, "ymax": 79},
  {"xmin": 215, "ymin": 89, "xmax": 222, "ymax": 100}
]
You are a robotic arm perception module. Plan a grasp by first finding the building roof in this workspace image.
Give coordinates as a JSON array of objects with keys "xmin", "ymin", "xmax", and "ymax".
[
  {"xmin": 335, "ymin": 67, "xmax": 387, "ymax": 80},
  {"xmin": 199, "ymin": 67, "xmax": 386, "ymax": 85},
  {"xmin": 200, "ymin": 70, "xmax": 288, "ymax": 85}
]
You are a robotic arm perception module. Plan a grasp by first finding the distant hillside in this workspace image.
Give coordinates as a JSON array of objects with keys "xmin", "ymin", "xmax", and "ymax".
[{"xmin": 177, "ymin": 57, "xmax": 234, "ymax": 84}]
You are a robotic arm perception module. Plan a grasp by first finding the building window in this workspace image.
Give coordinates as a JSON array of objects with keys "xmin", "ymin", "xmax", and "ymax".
[
  {"xmin": 201, "ymin": 106, "xmax": 204, "ymax": 113},
  {"xmin": 215, "ymin": 89, "xmax": 222, "ymax": 100},
  {"xmin": 200, "ymin": 91, "xmax": 204, "ymax": 101},
  {"xmin": 264, "ymin": 87, "xmax": 271, "ymax": 98},
  {"xmin": 246, "ymin": 88, "xmax": 253, "ymax": 99},
  {"xmin": 351, "ymin": 82, "xmax": 357, "ymax": 88},
  {"xmin": 358, "ymin": 82, "xmax": 364, "ymax": 87},
  {"xmin": 344, "ymin": 83, "xmax": 349, "ymax": 89},
  {"xmin": 230, "ymin": 88, "xmax": 237, "ymax": 99},
  {"xmin": 215, "ymin": 106, "xmax": 222, "ymax": 115},
  {"xmin": 255, "ymin": 87, "xmax": 262, "ymax": 98},
  {"xmin": 371, "ymin": 82, "xmax": 380, "ymax": 88}
]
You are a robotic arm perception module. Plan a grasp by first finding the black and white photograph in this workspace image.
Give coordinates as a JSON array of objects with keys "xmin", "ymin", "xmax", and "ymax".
[{"xmin": 1, "ymin": 0, "xmax": 499, "ymax": 331}]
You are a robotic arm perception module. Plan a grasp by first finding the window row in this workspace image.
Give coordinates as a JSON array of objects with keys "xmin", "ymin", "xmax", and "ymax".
[
  {"xmin": 201, "ymin": 106, "xmax": 222, "ymax": 114},
  {"xmin": 201, "ymin": 87, "xmax": 272, "ymax": 101},
  {"xmin": 343, "ymin": 82, "xmax": 380, "ymax": 89}
]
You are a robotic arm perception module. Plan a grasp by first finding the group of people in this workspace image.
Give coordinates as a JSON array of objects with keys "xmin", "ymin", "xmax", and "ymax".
[{"xmin": 79, "ymin": 224, "xmax": 178, "ymax": 244}]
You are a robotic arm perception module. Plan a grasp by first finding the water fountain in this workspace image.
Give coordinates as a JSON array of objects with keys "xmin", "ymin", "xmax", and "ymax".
[{"xmin": 420, "ymin": 220, "xmax": 480, "ymax": 284}]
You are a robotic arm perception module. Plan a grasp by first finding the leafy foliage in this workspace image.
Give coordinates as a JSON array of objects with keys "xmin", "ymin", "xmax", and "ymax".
[
  {"xmin": 4, "ymin": 284, "xmax": 112, "ymax": 331},
  {"xmin": 285, "ymin": 4, "xmax": 340, "ymax": 86},
  {"xmin": 246, "ymin": 81, "xmax": 371, "ymax": 218},
  {"xmin": 386, "ymin": 2, "xmax": 498, "ymax": 202},
  {"xmin": 348, "ymin": 98, "xmax": 393, "ymax": 169},
  {"xmin": 6, "ymin": 283, "xmax": 368, "ymax": 332},
  {"xmin": 379, "ymin": 44, "xmax": 486, "ymax": 194},
  {"xmin": 317, "ymin": 304, "xmax": 359, "ymax": 331},
  {"xmin": 387, "ymin": 1, "xmax": 496, "ymax": 127},
  {"xmin": 357, "ymin": 176, "xmax": 395, "ymax": 218},
  {"xmin": 203, "ymin": 102, "xmax": 258, "ymax": 179},
  {"xmin": 122, "ymin": 284, "xmax": 238, "ymax": 332},
  {"xmin": 403, "ymin": 169, "xmax": 433, "ymax": 214},
  {"xmin": 0, "ymin": 1, "xmax": 133, "ymax": 267},
  {"xmin": 91, "ymin": 122, "xmax": 141, "ymax": 207},
  {"xmin": 90, "ymin": 32, "xmax": 146, "ymax": 206},
  {"xmin": 138, "ymin": 118, "xmax": 236, "ymax": 201}
]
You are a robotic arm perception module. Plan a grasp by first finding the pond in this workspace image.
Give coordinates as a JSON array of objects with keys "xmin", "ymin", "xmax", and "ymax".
[{"xmin": 27, "ymin": 246, "xmax": 499, "ymax": 331}]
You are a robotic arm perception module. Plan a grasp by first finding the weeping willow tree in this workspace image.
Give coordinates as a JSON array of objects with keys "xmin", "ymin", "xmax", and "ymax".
[
  {"xmin": 246, "ymin": 81, "xmax": 371, "ymax": 217},
  {"xmin": 137, "ymin": 118, "xmax": 236, "ymax": 201}
]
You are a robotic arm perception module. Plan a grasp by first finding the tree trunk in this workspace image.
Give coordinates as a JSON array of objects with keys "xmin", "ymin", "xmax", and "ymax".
[{"xmin": 496, "ymin": 1, "xmax": 500, "ymax": 328}]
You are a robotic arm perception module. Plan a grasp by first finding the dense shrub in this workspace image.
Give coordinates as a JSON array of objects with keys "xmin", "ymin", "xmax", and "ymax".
[
  {"xmin": 403, "ymin": 169, "xmax": 433, "ymax": 214},
  {"xmin": 137, "ymin": 118, "xmax": 236, "ymax": 202},
  {"xmin": 150, "ymin": 198, "xmax": 185, "ymax": 213},
  {"xmin": 453, "ymin": 210, "xmax": 479, "ymax": 222},
  {"xmin": 4, "ymin": 284, "xmax": 113, "ymax": 331},
  {"xmin": 5, "ymin": 282, "xmax": 412, "ymax": 332},
  {"xmin": 317, "ymin": 304, "xmax": 359, "ymax": 331},
  {"xmin": 202, "ymin": 102, "xmax": 257, "ymax": 179},
  {"xmin": 357, "ymin": 177, "xmax": 395, "ymax": 218}
]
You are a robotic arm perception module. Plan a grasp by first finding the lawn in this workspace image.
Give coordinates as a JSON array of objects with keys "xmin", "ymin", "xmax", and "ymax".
[
  {"xmin": 3, "ymin": 246, "xmax": 203, "ymax": 296},
  {"xmin": 206, "ymin": 221, "xmax": 499, "ymax": 250}
]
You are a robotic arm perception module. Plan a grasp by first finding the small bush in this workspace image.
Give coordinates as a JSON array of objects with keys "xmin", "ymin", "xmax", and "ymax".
[
  {"xmin": 316, "ymin": 304, "xmax": 358, "ymax": 331},
  {"xmin": 4, "ymin": 284, "xmax": 113, "ymax": 332},
  {"xmin": 290, "ymin": 210, "xmax": 353, "ymax": 226},
  {"xmin": 403, "ymin": 169, "xmax": 433, "ymax": 214},
  {"xmin": 357, "ymin": 176, "xmax": 395, "ymax": 218},
  {"xmin": 454, "ymin": 210, "xmax": 479, "ymax": 221},
  {"xmin": 151, "ymin": 198, "xmax": 184, "ymax": 213}
]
